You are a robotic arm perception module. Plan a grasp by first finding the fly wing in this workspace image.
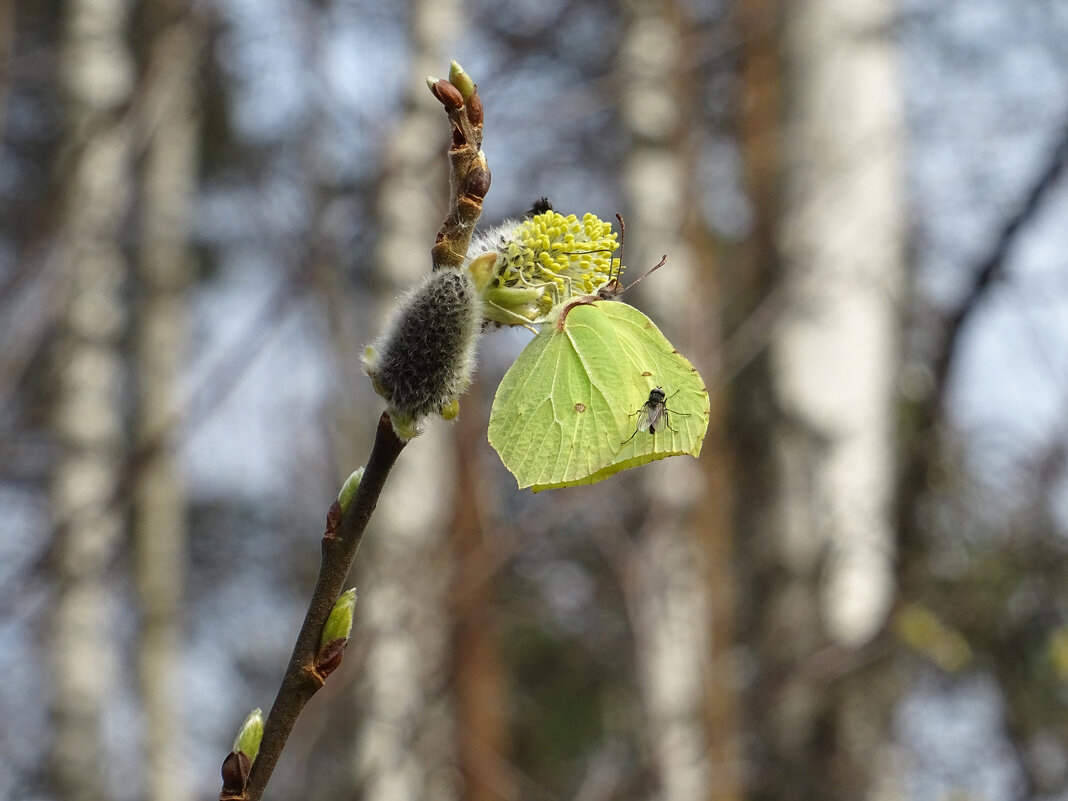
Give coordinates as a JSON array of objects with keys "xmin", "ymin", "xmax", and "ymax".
[
  {"xmin": 642, "ymin": 402, "xmax": 666, "ymax": 433},
  {"xmin": 631, "ymin": 403, "xmax": 653, "ymax": 434}
]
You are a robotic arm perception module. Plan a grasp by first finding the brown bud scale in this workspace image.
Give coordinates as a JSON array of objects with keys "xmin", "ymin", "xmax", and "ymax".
[
  {"xmin": 465, "ymin": 166, "xmax": 491, "ymax": 201},
  {"xmin": 324, "ymin": 500, "xmax": 342, "ymax": 539},
  {"xmin": 430, "ymin": 79, "xmax": 464, "ymax": 110},
  {"xmin": 221, "ymin": 751, "xmax": 252, "ymax": 796},
  {"xmin": 315, "ymin": 638, "xmax": 349, "ymax": 679},
  {"xmin": 466, "ymin": 90, "xmax": 484, "ymax": 126}
]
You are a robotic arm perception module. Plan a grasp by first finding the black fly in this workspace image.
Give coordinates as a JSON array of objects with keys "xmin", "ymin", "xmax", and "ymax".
[
  {"xmin": 622, "ymin": 386, "xmax": 687, "ymax": 444},
  {"xmin": 526, "ymin": 197, "xmax": 553, "ymax": 217}
]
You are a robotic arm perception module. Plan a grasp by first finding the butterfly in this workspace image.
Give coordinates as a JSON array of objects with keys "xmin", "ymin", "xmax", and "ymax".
[{"xmin": 488, "ymin": 215, "xmax": 708, "ymax": 491}]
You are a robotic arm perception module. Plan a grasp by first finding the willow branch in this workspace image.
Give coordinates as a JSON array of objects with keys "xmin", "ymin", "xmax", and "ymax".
[
  {"xmin": 218, "ymin": 62, "xmax": 490, "ymax": 801},
  {"xmin": 228, "ymin": 414, "xmax": 405, "ymax": 801}
]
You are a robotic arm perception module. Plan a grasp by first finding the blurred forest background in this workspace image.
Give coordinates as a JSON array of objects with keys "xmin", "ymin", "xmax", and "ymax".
[{"xmin": 3, "ymin": 0, "xmax": 1068, "ymax": 799}]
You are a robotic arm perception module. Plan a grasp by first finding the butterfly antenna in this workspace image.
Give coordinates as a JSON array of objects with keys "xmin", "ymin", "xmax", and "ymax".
[
  {"xmin": 614, "ymin": 213, "xmax": 626, "ymax": 284},
  {"xmin": 622, "ymin": 254, "xmax": 668, "ymax": 292}
]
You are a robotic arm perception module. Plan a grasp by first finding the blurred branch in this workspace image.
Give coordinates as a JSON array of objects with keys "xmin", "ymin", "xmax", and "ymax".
[
  {"xmin": 899, "ymin": 122, "xmax": 1068, "ymax": 553},
  {"xmin": 223, "ymin": 64, "xmax": 488, "ymax": 801},
  {"xmin": 930, "ymin": 123, "xmax": 1068, "ymax": 411}
]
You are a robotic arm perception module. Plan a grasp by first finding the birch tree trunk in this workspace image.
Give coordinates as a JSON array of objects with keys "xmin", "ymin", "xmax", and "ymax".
[
  {"xmin": 618, "ymin": 2, "xmax": 739, "ymax": 798},
  {"xmin": 48, "ymin": 0, "xmax": 134, "ymax": 798},
  {"xmin": 131, "ymin": 4, "xmax": 199, "ymax": 800},
  {"xmin": 775, "ymin": 0, "xmax": 902, "ymax": 654},
  {"xmin": 744, "ymin": 0, "xmax": 906, "ymax": 796},
  {"xmin": 351, "ymin": 2, "xmax": 463, "ymax": 798}
]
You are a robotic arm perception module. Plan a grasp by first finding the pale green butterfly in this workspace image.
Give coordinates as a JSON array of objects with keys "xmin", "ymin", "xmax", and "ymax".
[{"xmin": 488, "ymin": 221, "xmax": 709, "ymax": 491}]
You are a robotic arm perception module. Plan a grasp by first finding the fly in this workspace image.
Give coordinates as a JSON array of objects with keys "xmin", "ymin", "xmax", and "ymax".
[{"xmin": 622, "ymin": 386, "xmax": 687, "ymax": 444}]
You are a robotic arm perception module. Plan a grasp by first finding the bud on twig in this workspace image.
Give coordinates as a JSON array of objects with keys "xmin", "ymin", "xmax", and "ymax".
[
  {"xmin": 429, "ymin": 59, "xmax": 488, "ymax": 272},
  {"xmin": 319, "ymin": 588, "xmax": 357, "ymax": 650},
  {"xmin": 221, "ymin": 708, "xmax": 264, "ymax": 797},
  {"xmin": 448, "ymin": 60, "xmax": 475, "ymax": 101},
  {"xmin": 465, "ymin": 162, "xmax": 491, "ymax": 201},
  {"xmin": 427, "ymin": 76, "xmax": 464, "ymax": 110},
  {"xmin": 336, "ymin": 467, "xmax": 365, "ymax": 515},
  {"xmin": 315, "ymin": 588, "xmax": 357, "ymax": 679},
  {"xmin": 466, "ymin": 89, "xmax": 484, "ymax": 126}
]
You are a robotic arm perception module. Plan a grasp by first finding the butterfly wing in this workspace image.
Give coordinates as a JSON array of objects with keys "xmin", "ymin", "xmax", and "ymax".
[
  {"xmin": 488, "ymin": 299, "xmax": 709, "ymax": 492},
  {"xmin": 488, "ymin": 300, "xmax": 636, "ymax": 490}
]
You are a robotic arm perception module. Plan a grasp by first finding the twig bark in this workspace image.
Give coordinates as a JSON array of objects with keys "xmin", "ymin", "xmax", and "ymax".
[{"xmin": 234, "ymin": 414, "xmax": 406, "ymax": 801}]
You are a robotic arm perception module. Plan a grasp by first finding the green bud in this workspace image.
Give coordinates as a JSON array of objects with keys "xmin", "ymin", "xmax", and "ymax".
[
  {"xmin": 389, "ymin": 413, "xmax": 420, "ymax": 442},
  {"xmin": 440, "ymin": 397, "xmax": 460, "ymax": 421},
  {"xmin": 337, "ymin": 467, "xmax": 365, "ymax": 514},
  {"xmin": 232, "ymin": 708, "xmax": 264, "ymax": 762},
  {"xmin": 320, "ymin": 588, "xmax": 357, "ymax": 649},
  {"xmin": 448, "ymin": 60, "xmax": 475, "ymax": 101}
]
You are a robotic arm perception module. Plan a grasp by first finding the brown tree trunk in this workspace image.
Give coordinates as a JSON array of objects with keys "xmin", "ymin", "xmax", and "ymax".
[{"xmin": 450, "ymin": 399, "xmax": 515, "ymax": 801}]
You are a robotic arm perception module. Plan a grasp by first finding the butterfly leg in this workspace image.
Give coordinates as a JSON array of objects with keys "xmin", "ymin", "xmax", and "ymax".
[{"xmin": 485, "ymin": 299, "xmax": 540, "ymax": 334}]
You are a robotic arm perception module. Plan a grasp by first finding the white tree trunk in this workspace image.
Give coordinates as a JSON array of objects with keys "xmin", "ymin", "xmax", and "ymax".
[
  {"xmin": 774, "ymin": 0, "xmax": 903, "ymax": 657},
  {"xmin": 351, "ymin": 2, "xmax": 462, "ymax": 798},
  {"xmin": 618, "ymin": 2, "xmax": 729, "ymax": 798},
  {"xmin": 49, "ymin": 0, "xmax": 134, "ymax": 798},
  {"xmin": 132, "ymin": 7, "xmax": 199, "ymax": 801},
  {"xmin": 770, "ymin": 0, "xmax": 905, "ymax": 796}
]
